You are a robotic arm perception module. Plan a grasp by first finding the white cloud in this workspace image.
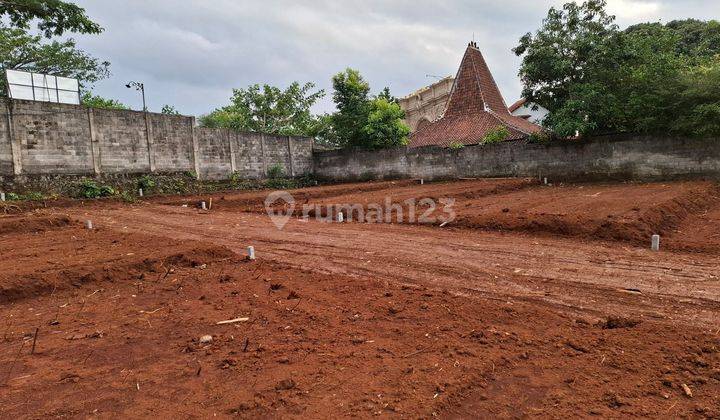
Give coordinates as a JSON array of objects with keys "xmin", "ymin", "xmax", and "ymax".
[
  {"xmin": 607, "ymin": 0, "xmax": 661, "ymax": 21},
  {"xmin": 69, "ymin": 0, "xmax": 720, "ymax": 116}
]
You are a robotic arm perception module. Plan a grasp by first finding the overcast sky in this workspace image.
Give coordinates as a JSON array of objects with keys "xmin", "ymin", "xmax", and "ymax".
[{"xmin": 70, "ymin": 0, "xmax": 720, "ymax": 116}]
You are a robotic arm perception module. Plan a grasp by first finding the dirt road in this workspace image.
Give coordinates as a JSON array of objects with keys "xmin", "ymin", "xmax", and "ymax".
[{"xmin": 76, "ymin": 199, "xmax": 720, "ymax": 329}]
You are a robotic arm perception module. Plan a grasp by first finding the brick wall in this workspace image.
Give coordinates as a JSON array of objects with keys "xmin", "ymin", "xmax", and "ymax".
[
  {"xmin": 0, "ymin": 99, "xmax": 313, "ymax": 180},
  {"xmin": 314, "ymin": 135, "xmax": 720, "ymax": 182}
]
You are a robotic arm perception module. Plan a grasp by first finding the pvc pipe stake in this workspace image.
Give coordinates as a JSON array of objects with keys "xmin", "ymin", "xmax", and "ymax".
[
  {"xmin": 651, "ymin": 234, "xmax": 660, "ymax": 251},
  {"xmin": 247, "ymin": 246, "xmax": 256, "ymax": 260}
]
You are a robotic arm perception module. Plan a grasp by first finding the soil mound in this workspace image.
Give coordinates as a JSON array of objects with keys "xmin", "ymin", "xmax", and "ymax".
[
  {"xmin": 0, "ymin": 243, "xmax": 236, "ymax": 304},
  {"xmin": 0, "ymin": 214, "xmax": 72, "ymax": 235}
]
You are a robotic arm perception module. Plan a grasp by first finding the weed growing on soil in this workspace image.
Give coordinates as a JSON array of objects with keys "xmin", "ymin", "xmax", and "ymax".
[
  {"xmin": 138, "ymin": 175, "xmax": 157, "ymax": 191},
  {"xmin": 78, "ymin": 179, "xmax": 115, "ymax": 199},
  {"xmin": 267, "ymin": 164, "xmax": 285, "ymax": 179}
]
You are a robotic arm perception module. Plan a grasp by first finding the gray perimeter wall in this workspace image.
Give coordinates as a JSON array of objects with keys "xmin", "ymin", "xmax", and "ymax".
[
  {"xmin": 314, "ymin": 135, "xmax": 720, "ymax": 182},
  {"xmin": 0, "ymin": 99, "xmax": 313, "ymax": 179}
]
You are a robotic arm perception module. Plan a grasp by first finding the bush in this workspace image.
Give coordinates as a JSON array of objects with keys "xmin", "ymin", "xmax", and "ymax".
[
  {"xmin": 267, "ymin": 164, "xmax": 285, "ymax": 179},
  {"xmin": 482, "ymin": 126, "xmax": 510, "ymax": 144},
  {"xmin": 230, "ymin": 171, "xmax": 243, "ymax": 184},
  {"xmin": 449, "ymin": 141, "xmax": 465, "ymax": 149},
  {"xmin": 138, "ymin": 175, "xmax": 156, "ymax": 191},
  {"xmin": 24, "ymin": 191, "xmax": 45, "ymax": 201},
  {"xmin": 528, "ymin": 131, "xmax": 552, "ymax": 144},
  {"xmin": 78, "ymin": 179, "xmax": 115, "ymax": 199}
]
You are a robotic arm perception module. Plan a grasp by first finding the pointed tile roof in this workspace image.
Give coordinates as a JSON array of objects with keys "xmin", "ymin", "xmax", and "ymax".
[{"xmin": 409, "ymin": 43, "xmax": 542, "ymax": 148}]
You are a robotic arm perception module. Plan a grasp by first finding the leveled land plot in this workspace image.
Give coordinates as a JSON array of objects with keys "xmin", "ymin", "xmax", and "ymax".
[
  {"xmin": 174, "ymin": 178, "xmax": 720, "ymax": 251},
  {"xmin": 0, "ymin": 214, "xmax": 718, "ymax": 417}
]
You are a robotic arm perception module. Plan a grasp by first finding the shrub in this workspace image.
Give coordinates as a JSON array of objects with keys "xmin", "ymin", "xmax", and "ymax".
[
  {"xmin": 138, "ymin": 175, "xmax": 156, "ymax": 191},
  {"xmin": 24, "ymin": 191, "xmax": 45, "ymax": 201},
  {"xmin": 449, "ymin": 141, "xmax": 465, "ymax": 149},
  {"xmin": 267, "ymin": 164, "xmax": 285, "ymax": 179},
  {"xmin": 78, "ymin": 179, "xmax": 115, "ymax": 199},
  {"xmin": 230, "ymin": 171, "xmax": 243, "ymax": 184},
  {"xmin": 528, "ymin": 131, "xmax": 552, "ymax": 144},
  {"xmin": 482, "ymin": 126, "xmax": 510, "ymax": 144}
]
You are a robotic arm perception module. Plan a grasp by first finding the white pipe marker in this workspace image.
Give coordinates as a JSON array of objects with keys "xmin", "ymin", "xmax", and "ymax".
[
  {"xmin": 85, "ymin": 220, "xmax": 93, "ymax": 230},
  {"xmin": 651, "ymin": 234, "xmax": 660, "ymax": 251},
  {"xmin": 337, "ymin": 212, "xmax": 344, "ymax": 222},
  {"xmin": 201, "ymin": 201, "xmax": 207, "ymax": 210},
  {"xmin": 0, "ymin": 192, "xmax": 5, "ymax": 202},
  {"xmin": 138, "ymin": 188, "xmax": 143, "ymax": 197},
  {"xmin": 247, "ymin": 246, "xmax": 256, "ymax": 260}
]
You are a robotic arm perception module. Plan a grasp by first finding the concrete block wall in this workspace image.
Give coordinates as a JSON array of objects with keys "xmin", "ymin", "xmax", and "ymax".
[
  {"xmin": 314, "ymin": 135, "xmax": 720, "ymax": 182},
  {"xmin": 0, "ymin": 103, "xmax": 13, "ymax": 175},
  {"xmin": 234, "ymin": 132, "xmax": 266, "ymax": 178},
  {"xmin": 0, "ymin": 99, "xmax": 313, "ymax": 180},
  {"xmin": 94, "ymin": 108, "xmax": 151, "ymax": 173},
  {"xmin": 10, "ymin": 101, "xmax": 93, "ymax": 174},
  {"xmin": 151, "ymin": 114, "xmax": 195, "ymax": 172},
  {"xmin": 196, "ymin": 127, "xmax": 233, "ymax": 179}
]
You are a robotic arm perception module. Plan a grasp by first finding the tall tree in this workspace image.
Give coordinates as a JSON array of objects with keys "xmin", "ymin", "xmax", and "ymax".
[
  {"xmin": 0, "ymin": 26, "xmax": 110, "ymax": 94},
  {"xmin": 0, "ymin": 0, "xmax": 102, "ymax": 37},
  {"xmin": 515, "ymin": 0, "xmax": 720, "ymax": 138},
  {"xmin": 362, "ymin": 98, "xmax": 409, "ymax": 150},
  {"xmin": 199, "ymin": 82, "xmax": 325, "ymax": 136},
  {"xmin": 331, "ymin": 69, "xmax": 408, "ymax": 149},
  {"xmin": 331, "ymin": 68, "xmax": 371, "ymax": 148}
]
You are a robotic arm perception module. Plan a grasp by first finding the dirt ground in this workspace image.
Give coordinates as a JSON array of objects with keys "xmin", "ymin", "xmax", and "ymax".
[{"xmin": 1, "ymin": 178, "xmax": 719, "ymax": 418}]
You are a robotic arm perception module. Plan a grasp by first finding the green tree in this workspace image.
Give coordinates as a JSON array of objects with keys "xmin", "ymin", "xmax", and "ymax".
[
  {"xmin": 331, "ymin": 69, "xmax": 409, "ymax": 149},
  {"xmin": 0, "ymin": 0, "xmax": 102, "ymax": 37},
  {"xmin": 361, "ymin": 98, "xmax": 409, "ymax": 150},
  {"xmin": 81, "ymin": 92, "xmax": 127, "ymax": 110},
  {"xmin": 161, "ymin": 104, "xmax": 180, "ymax": 115},
  {"xmin": 199, "ymin": 82, "xmax": 325, "ymax": 136},
  {"xmin": 331, "ymin": 68, "xmax": 371, "ymax": 148},
  {"xmin": 513, "ymin": 0, "xmax": 620, "ymax": 135},
  {"xmin": 0, "ymin": 25, "xmax": 110, "ymax": 94},
  {"xmin": 626, "ymin": 19, "xmax": 720, "ymax": 59},
  {"xmin": 376, "ymin": 86, "xmax": 398, "ymax": 104},
  {"xmin": 515, "ymin": 0, "xmax": 720, "ymax": 138}
]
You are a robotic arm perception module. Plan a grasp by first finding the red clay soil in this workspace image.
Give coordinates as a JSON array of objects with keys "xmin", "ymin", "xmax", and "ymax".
[
  {"xmin": 171, "ymin": 178, "xmax": 720, "ymax": 252},
  {"xmin": 2, "ymin": 179, "xmax": 720, "ymax": 417},
  {"xmin": 667, "ymin": 205, "xmax": 720, "ymax": 254},
  {"xmin": 0, "ymin": 219, "xmax": 718, "ymax": 417}
]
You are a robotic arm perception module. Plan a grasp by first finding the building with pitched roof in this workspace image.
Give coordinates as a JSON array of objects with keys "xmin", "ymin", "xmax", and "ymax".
[
  {"xmin": 508, "ymin": 98, "xmax": 549, "ymax": 125},
  {"xmin": 398, "ymin": 76, "xmax": 454, "ymax": 132},
  {"xmin": 409, "ymin": 42, "xmax": 542, "ymax": 148}
]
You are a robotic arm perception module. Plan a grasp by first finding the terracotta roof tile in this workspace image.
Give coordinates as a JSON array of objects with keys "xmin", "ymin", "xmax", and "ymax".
[
  {"xmin": 409, "ymin": 44, "xmax": 542, "ymax": 148},
  {"xmin": 508, "ymin": 98, "xmax": 527, "ymax": 113}
]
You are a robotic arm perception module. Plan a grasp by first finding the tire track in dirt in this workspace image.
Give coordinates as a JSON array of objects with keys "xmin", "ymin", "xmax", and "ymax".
[{"xmin": 63, "ymin": 203, "xmax": 720, "ymax": 328}]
